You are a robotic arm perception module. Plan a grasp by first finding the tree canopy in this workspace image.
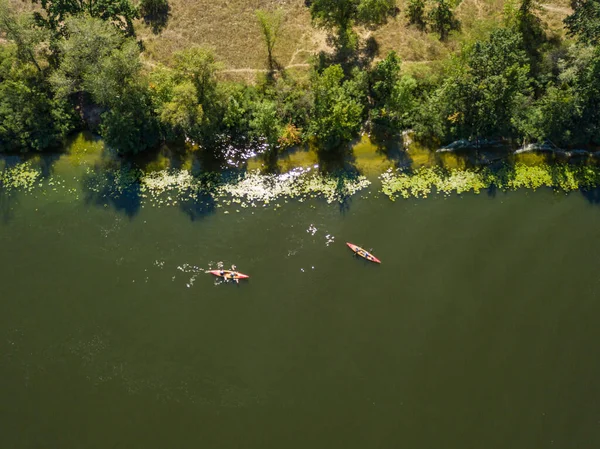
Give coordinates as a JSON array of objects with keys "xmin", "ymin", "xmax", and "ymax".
[
  {"xmin": 307, "ymin": 0, "xmax": 396, "ymax": 55},
  {"xmin": 565, "ymin": 0, "xmax": 600, "ymax": 45},
  {"xmin": 32, "ymin": 0, "xmax": 138, "ymax": 36}
]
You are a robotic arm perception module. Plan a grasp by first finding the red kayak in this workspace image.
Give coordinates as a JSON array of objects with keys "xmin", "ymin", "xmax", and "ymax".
[
  {"xmin": 207, "ymin": 270, "xmax": 250, "ymax": 280},
  {"xmin": 346, "ymin": 243, "xmax": 381, "ymax": 264}
]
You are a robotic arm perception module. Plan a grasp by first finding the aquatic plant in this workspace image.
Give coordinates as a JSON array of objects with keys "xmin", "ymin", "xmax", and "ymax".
[
  {"xmin": 380, "ymin": 162, "xmax": 600, "ymax": 200},
  {"xmin": 0, "ymin": 163, "xmax": 41, "ymax": 193},
  {"xmin": 217, "ymin": 167, "xmax": 371, "ymax": 204}
]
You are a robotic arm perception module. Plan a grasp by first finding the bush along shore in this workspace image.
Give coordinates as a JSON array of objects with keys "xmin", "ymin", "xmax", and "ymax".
[{"xmin": 1, "ymin": 0, "xmax": 600, "ymax": 166}]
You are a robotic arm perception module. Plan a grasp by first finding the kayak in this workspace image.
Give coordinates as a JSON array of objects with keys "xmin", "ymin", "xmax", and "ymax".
[
  {"xmin": 346, "ymin": 242, "xmax": 381, "ymax": 264},
  {"xmin": 207, "ymin": 270, "xmax": 250, "ymax": 280}
]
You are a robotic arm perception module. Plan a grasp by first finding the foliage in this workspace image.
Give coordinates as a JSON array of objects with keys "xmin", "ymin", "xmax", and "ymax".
[
  {"xmin": 309, "ymin": 64, "xmax": 366, "ymax": 149},
  {"xmin": 421, "ymin": 28, "xmax": 532, "ymax": 141},
  {"xmin": 0, "ymin": 45, "xmax": 74, "ymax": 151},
  {"xmin": 0, "ymin": 0, "xmax": 47, "ymax": 71},
  {"xmin": 50, "ymin": 17, "xmax": 124, "ymax": 98},
  {"xmin": 255, "ymin": 9, "xmax": 282, "ymax": 71},
  {"xmin": 516, "ymin": 44, "xmax": 600, "ymax": 146},
  {"xmin": 504, "ymin": 0, "xmax": 546, "ymax": 65},
  {"xmin": 31, "ymin": 0, "xmax": 138, "ymax": 36},
  {"xmin": 173, "ymin": 47, "xmax": 219, "ymax": 104},
  {"xmin": 139, "ymin": 0, "xmax": 169, "ymax": 33},
  {"xmin": 250, "ymin": 99, "xmax": 282, "ymax": 148},
  {"xmin": 307, "ymin": 0, "xmax": 396, "ymax": 56},
  {"xmin": 428, "ymin": 0, "xmax": 460, "ymax": 41},
  {"xmin": 0, "ymin": 0, "xmax": 598, "ymax": 159},
  {"xmin": 50, "ymin": 17, "xmax": 158, "ymax": 153},
  {"xmin": 406, "ymin": 0, "xmax": 426, "ymax": 30},
  {"xmin": 368, "ymin": 51, "xmax": 417, "ymax": 134},
  {"xmin": 91, "ymin": 40, "xmax": 159, "ymax": 153},
  {"xmin": 158, "ymin": 81, "xmax": 203, "ymax": 134},
  {"xmin": 278, "ymin": 123, "xmax": 302, "ymax": 148},
  {"xmin": 140, "ymin": 0, "xmax": 168, "ymax": 17},
  {"xmin": 565, "ymin": 0, "xmax": 600, "ymax": 46},
  {"xmin": 272, "ymin": 76, "xmax": 314, "ymax": 132}
]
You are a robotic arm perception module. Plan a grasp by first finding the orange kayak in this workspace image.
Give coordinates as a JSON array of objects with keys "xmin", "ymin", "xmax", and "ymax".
[
  {"xmin": 346, "ymin": 242, "xmax": 381, "ymax": 264},
  {"xmin": 207, "ymin": 270, "xmax": 250, "ymax": 280}
]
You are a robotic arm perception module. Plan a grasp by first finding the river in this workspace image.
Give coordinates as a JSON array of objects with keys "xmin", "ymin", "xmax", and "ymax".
[{"xmin": 1, "ymin": 137, "xmax": 600, "ymax": 448}]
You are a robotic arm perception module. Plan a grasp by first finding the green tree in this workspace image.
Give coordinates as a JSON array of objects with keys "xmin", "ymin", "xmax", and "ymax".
[
  {"xmin": 90, "ymin": 39, "xmax": 159, "ymax": 152},
  {"xmin": 31, "ymin": 0, "xmax": 138, "ymax": 36},
  {"xmin": 0, "ymin": 0, "xmax": 46, "ymax": 72},
  {"xmin": 272, "ymin": 76, "xmax": 314, "ymax": 132},
  {"xmin": 565, "ymin": 0, "xmax": 600, "ymax": 45},
  {"xmin": 423, "ymin": 28, "xmax": 532, "ymax": 141},
  {"xmin": 250, "ymin": 99, "xmax": 282, "ymax": 148},
  {"xmin": 173, "ymin": 47, "xmax": 219, "ymax": 105},
  {"xmin": 255, "ymin": 9, "xmax": 282, "ymax": 72},
  {"xmin": 514, "ymin": 44, "xmax": 600, "ymax": 146},
  {"xmin": 51, "ymin": 17, "xmax": 158, "ymax": 153},
  {"xmin": 406, "ymin": 0, "xmax": 426, "ymax": 30},
  {"xmin": 140, "ymin": 0, "xmax": 168, "ymax": 18},
  {"xmin": 515, "ymin": 85, "xmax": 580, "ymax": 145},
  {"xmin": 0, "ymin": 45, "xmax": 74, "ymax": 151},
  {"xmin": 139, "ymin": 0, "xmax": 169, "ymax": 33},
  {"xmin": 50, "ymin": 16, "xmax": 124, "ymax": 98},
  {"xmin": 504, "ymin": 0, "xmax": 545, "ymax": 66},
  {"xmin": 307, "ymin": 0, "xmax": 396, "ymax": 58},
  {"xmin": 428, "ymin": 0, "xmax": 460, "ymax": 41},
  {"xmin": 158, "ymin": 81, "xmax": 203, "ymax": 135},
  {"xmin": 149, "ymin": 48, "xmax": 227, "ymax": 147},
  {"xmin": 309, "ymin": 64, "xmax": 366, "ymax": 149},
  {"xmin": 569, "ymin": 48, "xmax": 600, "ymax": 144},
  {"xmin": 370, "ymin": 51, "xmax": 401, "ymax": 105},
  {"xmin": 368, "ymin": 51, "xmax": 417, "ymax": 134}
]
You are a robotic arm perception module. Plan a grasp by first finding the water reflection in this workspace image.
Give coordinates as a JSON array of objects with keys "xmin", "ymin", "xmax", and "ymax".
[
  {"xmin": 82, "ymin": 165, "xmax": 142, "ymax": 218},
  {"xmin": 3, "ymin": 132, "xmax": 600, "ymax": 224}
]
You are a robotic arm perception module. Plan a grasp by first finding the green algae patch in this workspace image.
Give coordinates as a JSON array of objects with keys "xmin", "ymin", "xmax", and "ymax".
[
  {"xmin": 80, "ymin": 164, "xmax": 371, "ymax": 210},
  {"xmin": 0, "ymin": 162, "xmax": 42, "ymax": 193},
  {"xmin": 380, "ymin": 163, "xmax": 600, "ymax": 200},
  {"xmin": 63, "ymin": 132, "xmax": 106, "ymax": 166},
  {"xmin": 352, "ymin": 135, "xmax": 395, "ymax": 176},
  {"xmin": 406, "ymin": 141, "xmax": 436, "ymax": 168}
]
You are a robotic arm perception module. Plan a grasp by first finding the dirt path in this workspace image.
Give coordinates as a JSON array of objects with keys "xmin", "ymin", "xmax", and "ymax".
[
  {"xmin": 220, "ymin": 63, "xmax": 311, "ymax": 74},
  {"xmin": 540, "ymin": 4, "xmax": 572, "ymax": 15}
]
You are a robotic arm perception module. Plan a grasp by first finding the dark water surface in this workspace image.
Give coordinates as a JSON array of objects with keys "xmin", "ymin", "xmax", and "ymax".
[{"xmin": 2, "ymin": 166, "xmax": 600, "ymax": 448}]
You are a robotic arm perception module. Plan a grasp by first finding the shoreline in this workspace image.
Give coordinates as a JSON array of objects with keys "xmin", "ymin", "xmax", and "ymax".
[{"xmin": 2, "ymin": 133, "xmax": 600, "ymax": 209}]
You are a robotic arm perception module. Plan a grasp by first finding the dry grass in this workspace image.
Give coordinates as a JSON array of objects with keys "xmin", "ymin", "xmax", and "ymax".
[
  {"xmin": 5, "ymin": 0, "xmax": 573, "ymax": 78},
  {"xmin": 137, "ymin": 0, "xmax": 319, "ymax": 70},
  {"xmin": 137, "ymin": 0, "xmax": 572, "ymax": 79}
]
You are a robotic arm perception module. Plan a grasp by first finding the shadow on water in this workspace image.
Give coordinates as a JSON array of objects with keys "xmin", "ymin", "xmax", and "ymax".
[
  {"xmin": 22, "ymin": 153, "xmax": 62, "ymax": 179},
  {"xmin": 0, "ymin": 191, "xmax": 15, "ymax": 223},
  {"xmin": 178, "ymin": 172, "xmax": 220, "ymax": 222},
  {"xmin": 580, "ymin": 187, "xmax": 600, "ymax": 205},
  {"xmin": 179, "ymin": 189, "xmax": 216, "ymax": 221},
  {"xmin": 81, "ymin": 164, "xmax": 142, "ymax": 218},
  {"xmin": 370, "ymin": 130, "xmax": 413, "ymax": 168},
  {"xmin": 316, "ymin": 143, "xmax": 361, "ymax": 214}
]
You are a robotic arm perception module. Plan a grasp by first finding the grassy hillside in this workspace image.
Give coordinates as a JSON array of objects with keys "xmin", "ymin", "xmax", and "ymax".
[
  {"xmin": 5, "ymin": 0, "xmax": 573, "ymax": 77},
  {"xmin": 136, "ymin": 0, "xmax": 573, "ymax": 78}
]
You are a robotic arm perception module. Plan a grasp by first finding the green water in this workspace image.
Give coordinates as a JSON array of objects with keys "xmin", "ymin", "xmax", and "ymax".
[{"xmin": 2, "ymin": 149, "xmax": 600, "ymax": 448}]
